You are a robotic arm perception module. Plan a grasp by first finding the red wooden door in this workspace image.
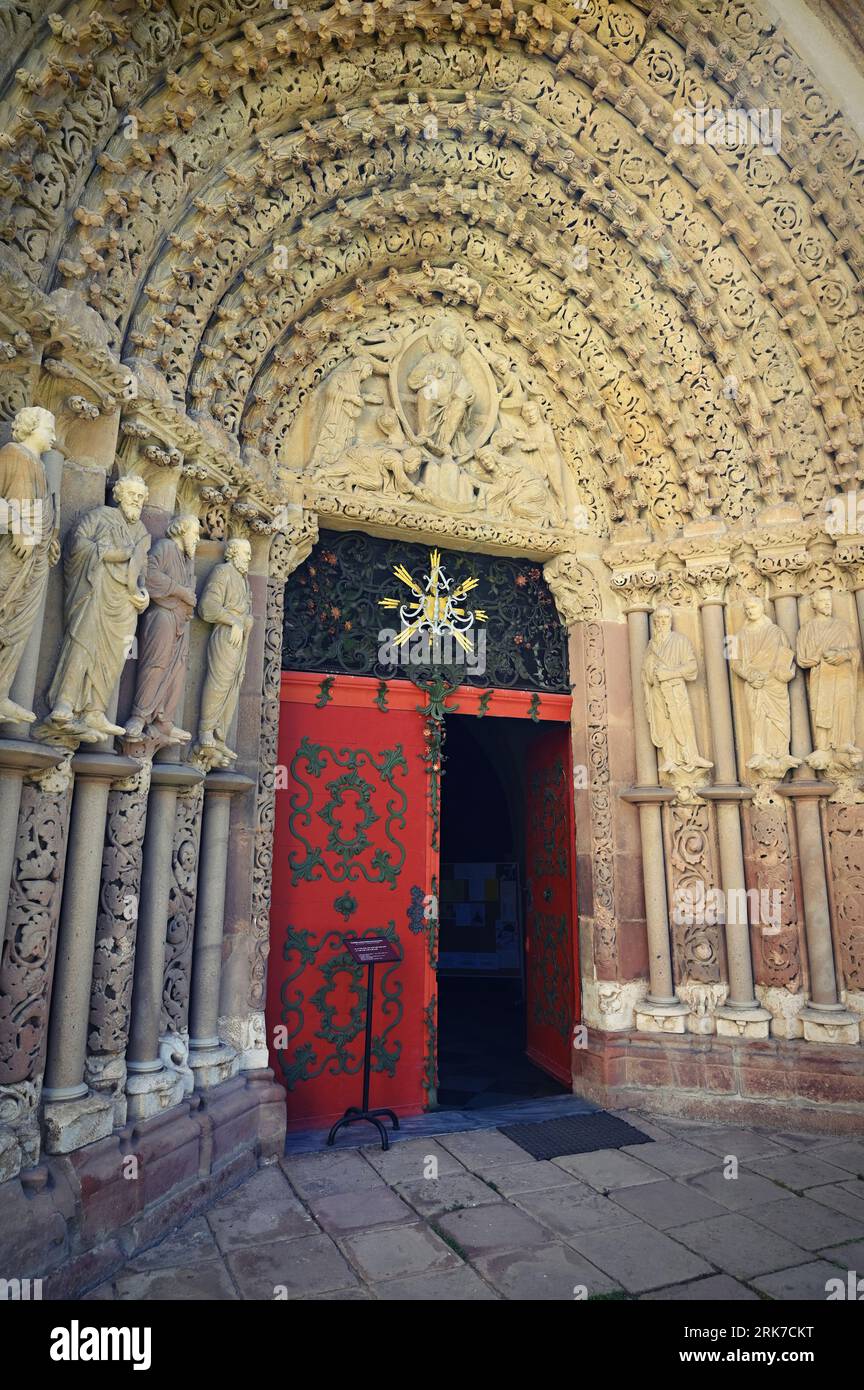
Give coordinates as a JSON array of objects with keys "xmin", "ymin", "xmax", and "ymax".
[
  {"xmin": 267, "ymin": 674, "xmax": 437, "ymax": 1131},
  {"xmin": 524, "ymin": 724, "xmax": 579, "ymax": 1085}
]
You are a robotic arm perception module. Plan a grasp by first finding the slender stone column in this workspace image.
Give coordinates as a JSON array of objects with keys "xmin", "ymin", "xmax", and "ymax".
[
  {"xmin": 615, "ymin": 576, "xmax": 689, "ymax": 1032},
  {"xmin": 772, "ymin": 589, "xmax": 859, "ymax": 1044},
  {"xmin": 693, "ymin": 580, "xmax": 771, "ymax": 1036},
  {"xmin": 126, "ymin": 762, "xmax": 204, "ymax": 1118},
  {"xmin": 188, "ymin": 769, "xmax": 254, "ymax": 1087},
  {"xmin": 41, "ymin": 749, "xmax": 138, "ymax": 1152}
]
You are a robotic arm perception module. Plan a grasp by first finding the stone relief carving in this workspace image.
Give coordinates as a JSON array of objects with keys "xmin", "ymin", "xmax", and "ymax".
[
  {"xmin": 0, "ymin": 406, "xmax": 59, "ymax": 723},
  {"xmin": 286, "ymin": 316, "xmax": 570, "ymax": 532},
  {"xmin": 161, "ymin": 782, "xmax": 204, "ymax": 1042},
  {"xmin": 642, "ymin": 606, "xmax": 712, "ymax": 790},
  {"xmin": 730, "ymin": 597, "xmax": 799, "ymax": 780},
  {"xmin": 796, "ymin": 590, "xmax": 862, "ymax": 779},
  {"xmin": 38, "ymin": 474, "xmax": 151, "ymax": 745},
  {"xmin": 125, "ymin": 513, "xmax": 200, "ymax": 749},
  {"xmin": 192, "ymin": 537, "xmax": 253, "ymax": 771}
]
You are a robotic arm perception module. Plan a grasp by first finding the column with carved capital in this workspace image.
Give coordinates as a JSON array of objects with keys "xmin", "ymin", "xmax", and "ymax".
[
  {"xmin": 613, "ymin": 564, "xmax": 689, "ymax": 1032},
  {"xmin": 757, "ymin": 535, "xmax": 860, "ymax": 1044},
  {"xmin": 683, "ymin": 552, "xmax": 771, "ymax": 1037},
  {"xmin": 41, "ymin": 749, "xmax": 140, "ymax": 1152}
]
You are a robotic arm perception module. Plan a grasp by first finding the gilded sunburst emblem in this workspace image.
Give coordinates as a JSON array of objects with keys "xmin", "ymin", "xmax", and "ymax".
[{"xmin": 379, "ymin": 548, "xmax": 487, "ymax": 653}]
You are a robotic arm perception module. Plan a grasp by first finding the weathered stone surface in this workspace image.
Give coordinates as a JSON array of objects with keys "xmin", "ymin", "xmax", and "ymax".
[
  {"xmin": 281, "ymin": 1150, "xmax": 386, "ymax": 1201},
  {"xmin": 513, "ymin": 1187, "xmax": 642, "ymax": 1237},
  {"xmin": 620, "ymin": 1140, "xmax": 717, "ymax": 1179},
  {"xmin": 125, "ymin": 1216, "xmax": 222, "ymax": 1272},
  {"xmin": 746, "ymin": 1153, "xmax": 850, "ymax": 1191},
  {"xmin": 373, "ymin": 1266, "xmax": 499, "ymax": 1300},
  {"xmin": 340, "ymin": 1223, "xmax": 460, "ymax": 1283},
  {"xmin": 641, "ymin": 1275, "xmax": 759, "ymax": 1301},
  {"xmin": 481, "ymin": 1162, "xmax": 582, "ymax": 1197},
  {"xmin": 226, "ymin": 1233, "xmax": 358, "ymax": 1300},
  {"xmin": 609, "ymin": 1179, "xmax": 729, "ymax": 1231},
  {"xmin": 671, "ymin": 1214, "xmax": 808, "ymax": 1280},
  {"xmin": 360, "ymin": 1138, "xmax": 466, "ymax": 1184},
  {"xmin": 306, "ymin": 1188, "xmax": 415, "ymax": 1237},
  {"xmin": 115, "ymin": 1263, "xmax": 239, "ymax": 1301},
  {"xmin": 433, "ymin": 1203, "xmax": 553, "ymax": 1258},
  {"xmin": 750, "ymin": 1261, "xmax": 849, "ymax": 1301},
  {"xmin": 474, "ymin": 1244, "xmax": 622, "ymax": 1302},
  {"xmin": 565, "ymin": 1223, "xmax": 714, "ymax": 1294},
  {"xmin": 206, "ymin": 1168, "xmax": 314, "ymax": 1252},
  {"xmin": 436, "ymin": 1131, "xmax": 535, "ymax": 1171},
  {"xmin": 749, "ymin": 1196, "xmax": 864, "ymax": 1252},
  {"xmin": 394, "ymin": 1174, "xmax": 501, "ymax": 1218},
  {"xmin": 686, "ymin": 1168, "xmax": 791, "ymax": 1212},
  {"xmin": 552, "ymin": 1149, "xmax": 665, "ymax": 1192}
]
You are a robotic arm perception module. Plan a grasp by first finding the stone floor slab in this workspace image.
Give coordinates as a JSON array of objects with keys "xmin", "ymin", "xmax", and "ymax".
[
  {"xmin": 750, "ymin": 1260, "xmax": 847, "ymax": 1301},
  {"xmin": 642, "ymin": 1274, "xmax": 759, "ymax": 1301},
  {"xmin": 749, "ymin": 1195, "xmax": 864, "ymax": 1252},
  {"xmin": 809, "ymin": 1141, "xmax": 864, "ymax": 1178},
  {"xmin": 745, "ymin": 1153, "xmax": 849, "ymax": 1191},
  {"xmin": 115, "ymin": 1263, "xmax": 238, "ymax": 1300},
  {"xmin": 227, "ymin": 1233, "xmax": 358, "ymax": 1299},
  {"xmin": 552, "ymin": 1148, "xmax": 665, "ymax": 1192},
  {"xmin": 671, "ymin": 1212, "xmax": 808, "ymax": 1279},
  {"xmin": 683, "ymin": 1127, "xmax": 789, "ymax": 1161},
  {"xmin": 360, "ymin": 1137, "xmax": 467, "ymax": 1184},
  {"xmin": 373, "ymin": 1266, "xmax": 499, "ymax": 1300},
  {"xmin": 514, "ymin": 1187, "xmax": 642, "ymax": 1237},
  {"xmin": 436, "ymin": 1129, "xmax": 536, "ymax": 1170},
  {"xmin": 207, "ymin": 1169, "xmax": 315, "ymax": 1252},
  {"xmin": 484, "ymin": 1162, "xmax": 588, "ymax": 1197},
  {"xmin": 566, "ymin": 1222, "xmax": 714, "ymax": 1293},
  {"xmin": 474, "ymin": 1243, "xmax": 622, "ymax": 1301},
  {"xmin": 340, "ymin": 1222, "xmax": 459, "ymax": 1282},
  {"xmin": 280, "ymin": 1149, "xmax": 385, "ymax": 1200},
  {"xmin": 433, "ymin": 1202, "xmax": 552, "ymax": 1258},
  {"xmin": 126, "ymin": 1216, "xmax": 222, "ymax": 1271},
  {"xmin": 809, "ymin": 1181, "xmax": 864, "ymax": 1222},
  {"xmin": 686, "ymin": 1168, "xmax": 789, "ymax": 1212},
  {"xmin": 818, "ymin": 1238, "xmax": 864, "ymax": 1268},
  {"xmin": 622, "ymin": 1140, "xmax": 716, "ymax": 1179},
  {"xmin": 394, "ymin": 1173, "xmax": 501, "ymax": 1218},
  {"xmin": 305, "ymin": 1186, "xmax": 415, "ymax": 1237},
  {"xmin": 610, "ymin": 1178, "xmax": 729, "ymax": 1230}
]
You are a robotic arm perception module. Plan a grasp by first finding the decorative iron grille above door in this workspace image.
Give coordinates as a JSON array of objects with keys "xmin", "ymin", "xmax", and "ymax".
[{"xmin": 282, "ymin": 529, "xmax": 569, "ymax": 693}]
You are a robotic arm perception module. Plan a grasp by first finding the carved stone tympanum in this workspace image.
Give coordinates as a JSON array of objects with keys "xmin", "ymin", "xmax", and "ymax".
[
  {"xmin": 193, "ymin": 537, "xmax": 253, "ymax": 770},
  {"xmin": 731, "ymin": 597, "xmax": 799, "ymax": 780},
  {"xmin": 0, "ymin": 407, "xmax": 59, "ymax": 724},
  {"xmin": 40, "ymin": 474, "xmax": 151, "ymax": 744},
  {"xmin": 125, "ymin": 514, "xmax": 200, "ymax": 748}
]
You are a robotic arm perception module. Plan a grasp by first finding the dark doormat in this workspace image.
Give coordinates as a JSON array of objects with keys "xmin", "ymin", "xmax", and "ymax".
[{"xmin": 499, "ymin": 1111, "xmax": 652, "ymax": 1160}]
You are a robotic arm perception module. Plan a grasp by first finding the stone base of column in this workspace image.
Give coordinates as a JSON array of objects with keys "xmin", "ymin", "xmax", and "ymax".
[
  {"xmin": 715, "ymin": 1004, "xmax": 773, "ymax": 1039},
  {"xmin": 799, "ymin": 1006, "xmax": 861, "ymax": 1046},
  {"xmin": 85, "ymin": 1055, "xmax": 128, "ymax": 1129},
  {"xmin": 634, "ymin": 999, "xmax": 690, "ymax": 1034},
  {"xmin": 218, "ymin": 1011, "xmax": 269, "ymax": 1070},
  {"xmin": 42, "ymin": 1092, "xmax": 113, "ymax": 1155},
  {"xmin": 188, "ymin": 1042, "xmax": 239, "ymax": 1089},
  {"xmin": 126, "ymin": 1066, "xmax": 187, "ymax": 1121}
]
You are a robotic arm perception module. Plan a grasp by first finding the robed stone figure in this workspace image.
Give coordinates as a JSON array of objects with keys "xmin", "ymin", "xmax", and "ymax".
[
  {"xmin": 125, "ymin": 514, "xmax": 200, "ymax": 745},
  {"xmin": 44, "ymin": 474, "xmax": 150, "ymax": 741},
  {"xmin": 196, "ymin": 537, "xmax": 253, "ymax": 765},
  {"xmin": 796, "ymin": 590, "xmax": 861, "ymax": 762},
  {"xmin": 0, "ymin": 406, "xmax": 59, "ymax": 723},
  {"xmin": 642, "ymin": 606, "xmax": 712, "ymax": 776},
  {"xmin": 731, "ymin": 596, "xmax": 798, "ymax": 776}
]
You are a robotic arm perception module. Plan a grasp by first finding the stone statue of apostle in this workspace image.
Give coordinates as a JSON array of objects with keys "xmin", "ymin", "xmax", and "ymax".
[
  {"xmin": 42, "ymin": 474, "xmax": 150, "ymax": 742},
  {"xmin": 796, "ymin": 589, "xmax": 861, "ymax": 769},
  {"xmin": 125, "ymin": 513, "xmax": 200, "ymax": 746},
  {"xmin": 195, "ymin": 537, "xmax": 253, "ymax": 767},
  {"xmin": 730, "ymin": 596, "xmax": 799, "ymax": 778},
  {"xmin": 0, "ymin": 406, "xmax": 60, "ymax": 723},
  {"xmin": 642, "ymin": 605, "xmax": 713, "ymax": 777}
]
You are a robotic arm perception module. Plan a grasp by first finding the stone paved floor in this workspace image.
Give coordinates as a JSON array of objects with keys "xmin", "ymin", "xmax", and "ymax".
[{"xmin": 83, "ymin": 1109, "xmax": 864, "ymax": 1301}]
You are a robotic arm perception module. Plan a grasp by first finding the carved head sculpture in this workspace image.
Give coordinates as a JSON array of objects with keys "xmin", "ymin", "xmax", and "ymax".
[
  {"xmin": 12, "ymin": 405, "xmax": 56, "ymax": 455},
  {"xmin": 521, "ymin": 400, "xmax": 541, "ymax": 426},
  {"xmin": 113, "ymin": 473, "xmax": 148, "ymax": 522},
  {"xmin": 744, "ymin": 596, "xmax": 766, "ymax": 622},
  {"xmin": 430, "ymin": 319, "xmax": 464, "ymax": 355},
  {"xmin": 225, "ymin": 537, "xmax": 252, "ymax": 574},
  {"xmin": 812, "ymin": 589, "xmax": 833, "ymax": 617},
  {"xmin": 167, "ymin": 513, "xmax": 200, "ymax": 558},
  {"xmin": 652, "ymin": 604, "xmax": 673, "ymax": 637}
]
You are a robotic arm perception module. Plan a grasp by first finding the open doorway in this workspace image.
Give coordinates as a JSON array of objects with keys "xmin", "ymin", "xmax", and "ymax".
[{"xmin": 436, "ymin": 713, "xmax": 577, "ymax": 1110}]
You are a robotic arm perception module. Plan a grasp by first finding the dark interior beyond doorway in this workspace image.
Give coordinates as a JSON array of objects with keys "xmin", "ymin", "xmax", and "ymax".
[{"xmin": 436, "ymin": 716, "xmax": 569, "ymax": 1110}]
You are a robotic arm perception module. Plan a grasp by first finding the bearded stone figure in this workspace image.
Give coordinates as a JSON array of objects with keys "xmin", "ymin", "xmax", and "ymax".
[
  {"xmin": 642, "ymin": 606, "xmax": 713, "ymax": 778},
  {"xmin": 195, "ymin": 537, "xmax": 253, "ymax": 768},
  {"xmin": 0, "ymin": 406, "xmax": 60, "ymax": 724},
  {"xmin": 407, "ymin": 319, "xmax": 475, "ymax": 454},
  {"xmin": 796, "ymin": 590, "xmax": 862, "ymax": 770},
  {"xmin": 125, "ymin": 514, "xmax": 200, "ymax": 746},
  {"xmin": 731, "ymin": 596, "xmax": 799, "ymax": 778},
  {"xmin": 42, "ymin": 474, "xmax": 150, "ymax": 742}
]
